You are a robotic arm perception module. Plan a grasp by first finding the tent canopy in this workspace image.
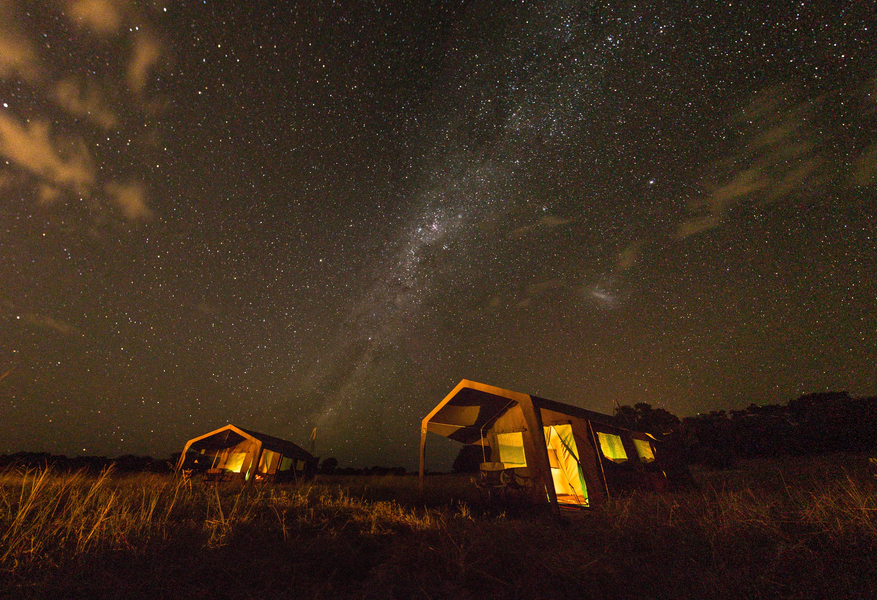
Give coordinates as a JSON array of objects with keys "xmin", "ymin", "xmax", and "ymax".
[{"xmin": 424, "ymin": 384, "xmax": 525, "ymax": 444}]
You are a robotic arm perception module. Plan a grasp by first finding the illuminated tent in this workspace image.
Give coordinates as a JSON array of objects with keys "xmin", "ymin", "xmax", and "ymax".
[
  {"xmin": 176, "ymin": 424, "xmax": 317, "ymax": 482},
  {"xmin": 419, "ymin": 380, "xmax": 672, "ymax": 509}
]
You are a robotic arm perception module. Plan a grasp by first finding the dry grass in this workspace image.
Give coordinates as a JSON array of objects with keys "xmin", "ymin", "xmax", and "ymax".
[
  {"xmin": 0, "ymin": 467, "xmax": 186, "ymax": 570},
  {"xmin": 1, "ymin": 455, "xmax": 876, "ymax": 599}
]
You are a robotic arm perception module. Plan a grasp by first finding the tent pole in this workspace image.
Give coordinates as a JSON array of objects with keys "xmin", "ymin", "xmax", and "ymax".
[
  {"xmin": 244, "ymin": 444, "xmax": 262, "ymax": 484},
  {"xmin": 175, "ymin": 441, "xmax": 193, "ymax": 474},
  {"xmin": 418, "ymin": 424, "xmax": 428, "ymax": 495},
  {"xmin": 520, "ymin": 396, "xmax": 558, "ymax": 513},
  {"xmin": 588, "ymin": 421, "xmax": 611, "ymax": 502}
]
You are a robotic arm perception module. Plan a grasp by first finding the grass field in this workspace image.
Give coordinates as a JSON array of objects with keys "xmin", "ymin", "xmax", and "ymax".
[{"xmin": 2, "ymin": 455, "xmax": 876, "ymax": 599}]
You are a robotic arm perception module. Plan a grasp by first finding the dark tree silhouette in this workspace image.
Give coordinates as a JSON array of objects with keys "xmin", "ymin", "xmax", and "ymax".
[
  {"xmin": 615, "ymin": 403, "xmax": 681, "ymax": 435},
  {"xmin": 319, "ymin": 457, "xmax": 338, "ymax": 474},
  {"xmin": 452, "ymin": 444, "xmax": 484, "ymax": 473},
  {"xmin": 677, "ymin": 391, "xmax": 877, "ymax": 468}
]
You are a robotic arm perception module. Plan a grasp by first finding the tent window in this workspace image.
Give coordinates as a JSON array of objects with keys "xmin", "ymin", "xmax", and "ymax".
[
  {"xmin": 259, "ymin": 449, "xmax": 279, "ymax": 473},
  {"xmin": 496, "ymin": 432, "xmax": 527, "ymax": 467},
  {"xmin": 279, "ymin": 456, "xmax": 294, "ymax": 472},
  {"xmin": 633, "ymin": 439, "xmax": 655, "ymax": 463},
  {"xmin": 224, "ymin": 450, "xmax": 247, "ymax": 473},
  {"xmin": 597, "ymin": 432, "xmax": 628, "ymax": 463}
]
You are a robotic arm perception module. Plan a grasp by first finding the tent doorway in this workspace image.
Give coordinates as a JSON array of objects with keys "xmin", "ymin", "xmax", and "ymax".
[{"xmin": 544, "ymin": 424, "xmax": 588, "ymax": 507}]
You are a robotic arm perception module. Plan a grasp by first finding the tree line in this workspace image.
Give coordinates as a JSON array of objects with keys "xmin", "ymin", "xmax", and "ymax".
[{"xmin": 615, "ymin": 391, "xmax": 877, "ymax": 469}]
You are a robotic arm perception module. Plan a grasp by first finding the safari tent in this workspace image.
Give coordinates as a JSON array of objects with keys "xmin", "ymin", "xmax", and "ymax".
[
  {"xmin": 176, "ymin": 424, "xmax": 317, "ymax": 482},
  {"xmin": 419, "ymin": 380, "xmax": 675, "ymax": 510}
]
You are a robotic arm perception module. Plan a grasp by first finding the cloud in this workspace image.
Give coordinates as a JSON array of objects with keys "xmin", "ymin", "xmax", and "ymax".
[
  {"xmin": 66, "ymin": 0, "xmax": 123, "ymax": 35},
  {"xmin": 37, "ymin": 183, "xmax": 62, "ymax": 206},
  {"xmin": 0, "ymin": 115, "xmax": 95, "ymax": 191},
  {"xmin": 509, "ymin": 214, "xmax": 573, "ymax": 238},
  {"xmin": 677, "ymin": 168, "xmax": 763, "ymax": 238},
  {"xmin": 21, "ymin": 313, "xmax": 83, "ymax": 336},
  {"xmin": 0, "ymin": 0, "xmax": 163, "ymax": 224},
  {"xmin": 53, "ymin": 78, "xmax": 119, "ymax": 129},
  {"xmin": 195, "ymin": 302, "xmax": 219, "ymax": 315},
  {"xmin": 616, "ymin": 241, "xmax": 641, "ymax": 271},
  {"xmin": 105, "ymin": 181, "xmax": 152, "ymax": 220},
  {"xmin": 539, "ymin": 215, "xmax": 572, "ymax": 228},
  {"xmin": 0, "ymin": 115, "xmax": 152, "ymax": 220},
  {"xmin": 128, "ymin": 34, "xmax": 161, "ymax": 94},
  {"xmin": 525, "ymin": 278, "xmax": 565, "ymax": 297},
  {"xmin": 676, "ymin": 86, "xmax": 823, "ymax": 238},
  {"xmin": 0, "ymin": 169, "xmax": 21, "ymax": 190},
  {"xmin": 0, "ymin": 17, "xmax": 41, "ymax": 80},
  {"xmin": 851, "ymin": 144, "xmax": 877, "ymax": 187},
  {"xmin": 676, "ymin": 213, "xmax": 721, "ymax": 239}
]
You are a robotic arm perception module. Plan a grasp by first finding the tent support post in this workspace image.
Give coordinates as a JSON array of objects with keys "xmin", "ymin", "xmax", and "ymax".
[
  {"xmin": 418, "ymin": 425, "xmax": 427, "ymax": 495},
  {"xmin": 520, "ymin": 397, "xmax": 558, "ymax": 513},
  {"xmin": 175, "ymin": 441, "xmax": 194, "ymax": 474},
  {"xmin": 243, "ymin": 444, "xmax": 262, "ymax": 484},
  {"xmin": 588, "ymin": 421, "xmax": 611, "ymax": 502}
]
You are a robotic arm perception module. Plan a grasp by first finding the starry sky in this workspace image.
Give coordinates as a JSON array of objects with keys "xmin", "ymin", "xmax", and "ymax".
[{"xmin": 1, "ymin": 0, "xmax": 875, "ymax": 469}]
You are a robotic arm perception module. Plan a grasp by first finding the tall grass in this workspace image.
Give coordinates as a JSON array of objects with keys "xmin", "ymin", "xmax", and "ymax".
[
  {"xmin": 1, "ymin": 455, "xmax": 876, "ymax": 599},
  {"xmin": 0, "ymin": 469, "xmax": 447, "ymax": 570},
  {"xmin": 0, "ymin": 466, "xmax": 188, "ymax": 570}
]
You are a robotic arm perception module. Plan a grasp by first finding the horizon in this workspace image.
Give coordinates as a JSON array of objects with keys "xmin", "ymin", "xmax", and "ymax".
[{"xmin": 3, "ymin": 386, "xmax": 872, "ymax": 471}]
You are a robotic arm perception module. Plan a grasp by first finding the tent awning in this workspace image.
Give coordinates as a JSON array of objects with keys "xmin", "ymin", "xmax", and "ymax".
[{"xmin": 422, "ymin": 382, "xmax": 527, "ymax": 445}]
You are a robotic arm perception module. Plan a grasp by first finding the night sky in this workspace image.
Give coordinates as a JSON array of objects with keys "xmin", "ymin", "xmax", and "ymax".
[{"xmin": 2, "ymin": 1, "xmax": 875, "ymax": 470}]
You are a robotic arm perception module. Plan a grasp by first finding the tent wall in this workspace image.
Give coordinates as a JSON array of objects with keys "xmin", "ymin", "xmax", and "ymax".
[{"xmin": 588, "ymin": 423, "xmax": 670, "ymax": 496}]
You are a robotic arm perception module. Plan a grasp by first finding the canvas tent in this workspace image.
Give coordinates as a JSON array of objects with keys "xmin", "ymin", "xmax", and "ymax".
[
  {"xmin": 176, "ymin": 424, "xmax": 317, "ymax": 482},
  {"xmin": 419, "ymin": 380, "xmax": 674, "ymax": 509}
]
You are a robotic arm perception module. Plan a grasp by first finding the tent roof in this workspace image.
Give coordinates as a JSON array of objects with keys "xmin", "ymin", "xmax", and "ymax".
[
  {"xmin": 533, "ymin": 396, "xmax": 621, "ymax": 430},
  {"xmin": 422, "ymin": 380, "xmax": 621, "ymax": 444},
  {"xmin": 184, "ymin": 424, "xmax": 314, "ymax": 460},
  {"xmin": 238, "ymin": 427, "xmax": 315, "ymax": 460}
]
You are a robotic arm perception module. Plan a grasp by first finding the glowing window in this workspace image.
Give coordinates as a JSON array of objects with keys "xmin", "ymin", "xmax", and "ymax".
[
  {"xmin": 259, "ymin": 449, "xmax": 279, "ymax": 473},
  {"xmin": 633, "ymin": 439, "xmax": 655, "ymax": 463},
  {"xmin": 597, "ymin": 432, "xmax": 628, "ymax": 463},
  {"xmin": 279, "ymin": 457, "xmax": 294, "ymax": 472},
  {"xmin": 224, "ymin": 451, "xmax": 247, "ymax": 473},
  {"xmin": 496, "ymin": 432, "xmax": 527, "ymax": 467}
]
